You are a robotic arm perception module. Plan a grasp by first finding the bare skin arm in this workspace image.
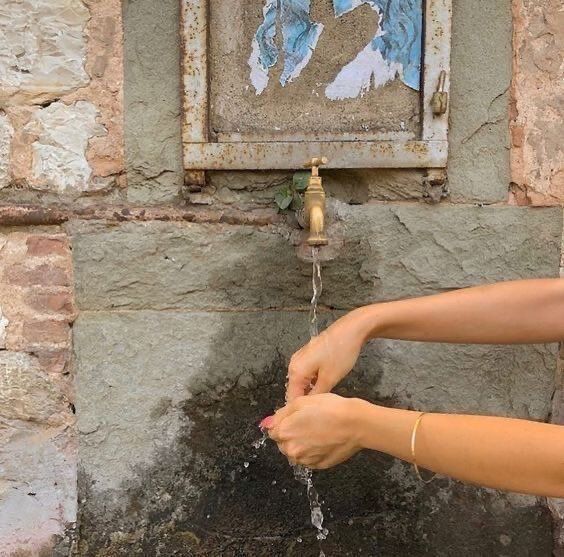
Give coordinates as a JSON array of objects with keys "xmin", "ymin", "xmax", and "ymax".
[
  {"xmin": 287, "ymin": 279, "xmax": 564, "ymax": 400},
  {"xmin": 264, "ymin": 394, "xmax": 564, "ymax": 498},
  {"xmin": 266, "ymin": 279, "xmax": 564, "ymax": 497}
]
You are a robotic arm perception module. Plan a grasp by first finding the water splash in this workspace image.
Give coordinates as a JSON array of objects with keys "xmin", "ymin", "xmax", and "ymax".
[{"xmin": 252, "ymin": 429, "xmax": 269, "ymax": 449}]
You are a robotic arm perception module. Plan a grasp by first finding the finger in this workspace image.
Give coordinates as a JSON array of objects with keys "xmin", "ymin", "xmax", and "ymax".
[
  {"xmin": 267, "ymin": 401, "xmax": 301, "ymax": 441},
  {"xmin": 287, "ymin": 358, "xmax": 319, "ymax": 402},
  {"xmin": 308, "ymin": 369, "xmax": 334, "ymax": 395},
  {"xmin": 271, "ymin": 402, "xmax": 297, "ymax": 427},
  {"xmin": 267, "ymin": 426, "xmax": 282, "ymax": 442}
]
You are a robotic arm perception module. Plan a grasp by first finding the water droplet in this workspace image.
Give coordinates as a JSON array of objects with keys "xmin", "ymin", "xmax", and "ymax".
[
  {"xmin": 296, "ymin": 537, "xmax": 302, "ymax": 543},
  {"xmin": 243, "ymin": 462, "xmax": 249, "ymax": 468},
  {"xmin": 271, "ymin": 480, "xmax": 277, "ymax": 485},
  {"xmin": 282, "ymin": 488, "xmax": 287, "ymax": 493}
]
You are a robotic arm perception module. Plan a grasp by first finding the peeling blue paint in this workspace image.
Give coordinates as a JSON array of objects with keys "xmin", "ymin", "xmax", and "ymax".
[
  {"xmin": 280, "ymin": 0, "xmax": 324, "ymax": 86},
  {"xmin": 367, "ymin": 0, "xmax": 422, "ymax": 90},
  {"xmin": 249, "ymin": 0, "xmax": 422, "ymax": 98},
  {"xmin": 255, "ymin": 0, "xmax": 279, "ymax": 72}
]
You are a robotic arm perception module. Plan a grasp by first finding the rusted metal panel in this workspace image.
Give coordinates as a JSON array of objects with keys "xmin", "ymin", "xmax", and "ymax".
[
  {"xmin": 181, "ymin": 0, "xmax": 208, "ymax": 145},
  {"xmin": 422, "ymin": 0, "xmax": 452, "ymax": 142},
  {"xmin": 181, "ymin": 0, "xmax": 452, "ymax": 170},
  {"xmin": 184, "ymin": 141, "xmax": 448, "ymax": 170}
]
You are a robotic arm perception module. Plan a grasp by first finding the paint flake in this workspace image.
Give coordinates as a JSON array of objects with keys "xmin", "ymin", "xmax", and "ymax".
[{"xmin": 249, "ymin": 0, "xmax": 422, "ymax": 99}]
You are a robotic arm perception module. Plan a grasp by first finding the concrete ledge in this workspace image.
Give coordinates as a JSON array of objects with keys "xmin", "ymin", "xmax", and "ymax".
[{"xmin": 71, "ymin": 205, "xmax": 563, "ymax": 311}]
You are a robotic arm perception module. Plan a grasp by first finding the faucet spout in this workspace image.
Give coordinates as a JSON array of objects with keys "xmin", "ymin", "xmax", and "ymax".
[
  {"xmin": 304, "ymin": 157, "xmax": 328, "ymax": 246},
  {"xmin": 307, "ymin": 204, "xmax": 327, "ymax": 246}
]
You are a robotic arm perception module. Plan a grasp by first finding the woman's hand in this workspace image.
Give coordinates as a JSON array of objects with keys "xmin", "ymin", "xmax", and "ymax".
[
  {"xmin": 263, "ymin": 394, "xmax": 366, "ymax": 469},
  {"xmin": 286, "ymin": 308, "xmax": 371, "ymax": 401}
]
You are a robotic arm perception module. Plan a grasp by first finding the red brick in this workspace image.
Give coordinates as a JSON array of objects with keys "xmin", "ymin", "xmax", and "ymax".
[
  {"xmin": 35, "ymin": 349, "xmax": 69, "ymax": 374},
  {"xmin": 4, "ymin": 264, "xmax": 71, "ymax": 287},
  {"xmin": 22, "ymin": 320, "xmax": 70, "ymax": 345},
  {"xmin": 26, "ymin": 291, "xmax": 75, "ymax": 315},
  {"xmin": 26, "ymin": 236, "xmax": 68, "ymax": 257}
]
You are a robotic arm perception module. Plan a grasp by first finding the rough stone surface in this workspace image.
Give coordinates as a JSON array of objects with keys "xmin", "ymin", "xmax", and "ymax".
[
  {"xmin": 448, "ymin": 0, "xmax": 512, "ymax": 203},
  {"xmin": 24, "ymin": 101, "xmax": 107, "ymax": 193},
  {"xmin": 123, "ymin": 0, "xmax": 184, "ymax": 203},
  {"xmin": 206, "ymin": 169, "xmax": 426, "ymax": 207},
  {"xmin": 0, "ymin": 112, "xmax": 12, "ymax": 189},
  {"xmin": 0, "ymin": 352, "xmax": 76, "ymax": 556},
  {"xmin": 510, "ymin": 0, "xmax": 564, "ymax": 206},
  {"xmin": 0, "ymin": 229, "xmax": 76, "ymax": 371},
  {"xmin": 74, "ymin": 311, "xmax": 555, "ymax": 555},
  {"xmin": 72, "ymin": 205, "xmax": 563, "ymax": 311},
  {"xmin": 0, "ymin": 0, "xmax": 89, "ymax": 106},
  {"xmin": 0, "ymin": 0, "xmax": 124, "ymax": 199}
]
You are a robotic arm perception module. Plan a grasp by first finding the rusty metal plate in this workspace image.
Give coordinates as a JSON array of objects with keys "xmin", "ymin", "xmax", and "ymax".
[
  {"xmin": 182, "ymin": 0, "xmax": 452, "ymax": 170},
  {"xmin": 184, "ymin": 140, "xmax": 448, "ymax": 170}
]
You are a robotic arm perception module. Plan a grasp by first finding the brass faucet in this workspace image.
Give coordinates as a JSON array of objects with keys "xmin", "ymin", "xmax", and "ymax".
[{"xmin": 304, "ymin": 157, "xmax": 328, "ymax": 246}]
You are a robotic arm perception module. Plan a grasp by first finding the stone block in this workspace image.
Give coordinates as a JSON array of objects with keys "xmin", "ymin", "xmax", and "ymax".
[
  {"xmin": 448, "ymin": 0, "xmax": 512, "ymax": 202},
  {"xmin": 0, "ymin": 0, "xmax": 89, "ymax": 106},
  {"xmin": 0, "ymin": 424, "xmax": 76, "ymax": 555},
  {"xmin": 0, "ymin": 351, "xmax": 70, "ymax": 426},
  {"xmin": 74, "ymin": 310, "xmax": 555, "ymax": 555},
  {"xmin": 25, "ymin": 101, "xmax": 107, "ymax": 193},
  {"xmin": 123, "ymin": 0, "xmax": 184, "ymax": 203},
  {"xmin": 72, "ymin": 205, "xmax": 562, "ymax": 311},
  {"xmin": 510, "ymin": 0, "xmax": 564, "ymax": 205}
]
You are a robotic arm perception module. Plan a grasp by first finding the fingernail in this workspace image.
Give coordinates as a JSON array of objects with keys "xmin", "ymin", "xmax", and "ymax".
[{"xmin": 259, "ymin": 415, "xmax": 274, "ymax": 429}]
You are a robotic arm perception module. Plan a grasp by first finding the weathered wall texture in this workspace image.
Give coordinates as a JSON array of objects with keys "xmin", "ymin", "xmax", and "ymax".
[
  {"xmin": 0, "ymin": 0, "xmax": 563, "ymax": 555},
  {"xmin": 510, "ymin": 0, "xmax": 564, "ymax": 205},
  {"xmin": 0, "ymin": 0, "xmax": 124, "ymax": 199},
  {"xmin": 0, "ymin": 230, "xmax": 77, "ymax": 555}
]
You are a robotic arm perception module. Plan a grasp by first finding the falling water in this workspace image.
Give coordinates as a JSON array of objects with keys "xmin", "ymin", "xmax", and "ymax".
[
  {"xmin": 309, "ymin": 247, "xmax": 323, "ymax": 338},
  {"xmin": 249, "ymin": 247, "xmax": 328, "ymax": 553},
  {"xmin": 292, "ymin": 246, "xmax": 328, "ymax": 550}
]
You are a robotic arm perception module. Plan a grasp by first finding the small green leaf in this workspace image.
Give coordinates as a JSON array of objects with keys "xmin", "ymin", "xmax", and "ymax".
[
  {"xmin": 275, "ymin": 189, "xmax": 293, "ymax": 210},
  {"xmin": 293, "ymin": 171, "xmax": 310, "ymax": 192}
]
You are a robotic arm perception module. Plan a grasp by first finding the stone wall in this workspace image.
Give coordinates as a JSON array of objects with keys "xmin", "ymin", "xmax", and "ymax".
[
  {"xmin": 0, "ymin": 0, "xmax": 124, "ymax": 200},
  {"xmin": 0, "ymin": 230, "xmax": 76, "ymax": 554},
  {"xmin": 0, "ymin": 0, "xmax": 563, "ymax": 555},
  {"xmin": 510, "ymin": 0, "xmax": 564, "ymax": 205}
]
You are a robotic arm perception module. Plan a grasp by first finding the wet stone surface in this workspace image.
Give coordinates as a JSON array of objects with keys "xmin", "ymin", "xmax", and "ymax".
[{"xmin": 75, "ymin": 312, "xmax": 553, "ymax": 556}]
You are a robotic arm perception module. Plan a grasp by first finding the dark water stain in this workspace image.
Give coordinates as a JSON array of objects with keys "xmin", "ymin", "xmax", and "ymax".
[{"xmin": 77, "ymin": 354, "xmax": 553, "ymax": 556}]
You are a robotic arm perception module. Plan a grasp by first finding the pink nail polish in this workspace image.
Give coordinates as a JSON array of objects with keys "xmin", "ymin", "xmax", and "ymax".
[{"xmin": 259, "ymin": 415, "xmax": 274, "ymax": 429}]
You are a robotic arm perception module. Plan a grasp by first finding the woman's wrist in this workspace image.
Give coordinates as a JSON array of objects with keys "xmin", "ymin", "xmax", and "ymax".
[
  {"xmin": 352, "ymin": 303, "xmax": 394, "ymax": 343},
  {"xmin": 350, "ymin": 399, "xmax": 418, "ymax": 462},
  {"xmin": 349, "ymin": 398, "xmax": 387, "ymax": 451}
]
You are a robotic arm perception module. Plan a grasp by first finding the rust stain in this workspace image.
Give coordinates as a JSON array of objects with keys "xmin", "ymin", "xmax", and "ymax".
[{"xmin": 0, "ymin": 204, "xmax": 282, "ymax": 227}]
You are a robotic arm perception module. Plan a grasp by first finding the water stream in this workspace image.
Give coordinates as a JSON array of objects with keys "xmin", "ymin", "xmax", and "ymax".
[
  {"xmin": 291, "ymin": 247, "xmax": 328, "ymax": 553},
  {"xmin": 249, "ymin": 247, "xmax": 328, "ymax": 554}
]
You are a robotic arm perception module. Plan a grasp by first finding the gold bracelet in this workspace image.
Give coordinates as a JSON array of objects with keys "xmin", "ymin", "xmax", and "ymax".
[{"xmin": 410, "ymin": 412, "xmax": 437, "ymax": 484}]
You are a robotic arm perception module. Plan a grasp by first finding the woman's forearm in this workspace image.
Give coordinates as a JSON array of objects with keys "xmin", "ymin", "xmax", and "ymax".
[
  {"xmin": 354, "ymin": 279, "xmax": 564, "ymax": 344},
  {"xmin": 354, "ymin": 401, "xmax": 564, "ymax": 497}
]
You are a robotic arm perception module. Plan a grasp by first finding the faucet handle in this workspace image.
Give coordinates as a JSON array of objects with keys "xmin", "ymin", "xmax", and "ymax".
[{"xmin": 305, "ymin": 157, "xmax": 328, "ymax": 177}]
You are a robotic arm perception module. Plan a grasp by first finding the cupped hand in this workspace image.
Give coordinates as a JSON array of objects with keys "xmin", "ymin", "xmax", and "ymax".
[
  {"xmin": 264, "ymin": 393, "xmax": 365, "ymax": 469},
  {"xmin": 286, "ymin": 308, "xmax": 370, "ymax": 401}
]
